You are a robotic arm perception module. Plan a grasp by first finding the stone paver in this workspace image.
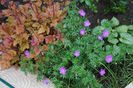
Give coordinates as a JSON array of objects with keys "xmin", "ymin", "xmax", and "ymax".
[{"xmin": 0, "ymin": 67, "xmax": 54, "ymax": 88}]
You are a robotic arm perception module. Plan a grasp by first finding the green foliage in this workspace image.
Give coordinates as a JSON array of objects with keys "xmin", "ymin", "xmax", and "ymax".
[
  {"xmin": 104, "ymin": 0, "xmax": 127, "ymax": 13},
  {"xmin": 19, "ymin": 1, "xmax": 133, "ymax": 88},
  {"xmin": 77, "ymin": 0, "xmax": 127, "ymax": 13},
  {"xmin": 20, "ymin": 58, "xmax": 35, "ymax": 74},
  {"xmin": 77, "ymin": 0, "xmax": 98, "ymax": 12}
]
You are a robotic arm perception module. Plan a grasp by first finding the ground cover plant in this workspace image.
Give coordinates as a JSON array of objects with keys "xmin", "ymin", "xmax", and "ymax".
[
  {"xmin": 0, "ymin": 0, "xmax": 133, "ymax": 88},
  {"xmin": 19, "ymin": 1, "xmax": 133, "ymax": 88}
]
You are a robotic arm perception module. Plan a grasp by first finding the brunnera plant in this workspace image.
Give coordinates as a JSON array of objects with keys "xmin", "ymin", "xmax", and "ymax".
[
  {"xmin": 0, "ymin": 0, "xmax": 70, "ymax": 69},
  {"xmin": 18, "ymin": 1, "xmax": 133, "ymax": 88}
]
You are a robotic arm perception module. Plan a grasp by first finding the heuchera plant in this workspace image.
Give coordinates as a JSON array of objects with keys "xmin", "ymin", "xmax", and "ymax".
[{"xmin": 0, "ymin": 0, "xmax": 70, "ymax": 69}]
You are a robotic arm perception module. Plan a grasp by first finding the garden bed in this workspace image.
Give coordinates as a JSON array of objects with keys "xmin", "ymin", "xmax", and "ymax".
[{"xmin": 0, "ymin": 0, "xmax": 133, "ymax": 88}]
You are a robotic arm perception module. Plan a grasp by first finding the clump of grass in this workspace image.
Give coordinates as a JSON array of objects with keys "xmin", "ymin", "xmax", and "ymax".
[{"xmin": 98, "ymin": 55, "xmax": 133, "ymax": 88}]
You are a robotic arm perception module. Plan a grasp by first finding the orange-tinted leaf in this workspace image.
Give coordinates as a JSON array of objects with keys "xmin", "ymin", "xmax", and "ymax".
[
  {"xmin": 34, "ymin": 46, "xmax": 40, "ymax": 55},
  {"xmin": 38, "ymin": 25, "xmax": 46, "ymax": 34},
  {"xmin": 2, "ymin": 9, "xmax": 12, "ymax": 16},
  {"xmin": 0, "ymin": 60, "xmax": 11, "ymax": 69},
  {"xmin": 43, "ymin": 45, "xmax": 48, "ymax": 51},
  {"xmin": 2, "ymin": 50, "xmax": 16, "ymax": 61},
  {"xmin": 45, "ymin": 35, "xmax": 55, "ymax": 44},
  {"xmin": 32, "ymin": 22, "xmax": 40, "ymax": 28},
  {"xmin": 13, "ymin": 33, "xmax": 29, "ymax": 52},
  {"xmin": 3, "ymin": 37, "xmax": 13, "ymax": 48},
  {"xmin": 15, "ymin": 25, "xmax": 25, "ymax": 34}
]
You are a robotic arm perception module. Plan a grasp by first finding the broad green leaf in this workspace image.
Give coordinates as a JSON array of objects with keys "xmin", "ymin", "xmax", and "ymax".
[
  {"xmin": 108, "ymin": 31, "xmax": 118, "ymax": 38},
  {"xmin": 126, "ymin": 45, "xmax": 133, "ymax": 54},
  {"xmin": 108, "ymin": 38, "xmax": 119, "ymax": 44},
  {"xmin": 92, "ymin": 26, "xmax": 104, "ymax": 35},
  {"xmin": 101, "ymin": 19, "xmax": 111, "ymax": 28},
  {"xmin": 119, "ymin": 38, "xmax": 133, "ymax": 45},
  {"xmin": 113, "ymin": 45, "xmax": 120, "ymax": 55},
  {"xmin": 110, "ymin": 17, "xmax": 119, "ymax": 27},
  {"xmin": 128, "ymin": 25, "xmax": 133, "ymax": 30},
  {"xmin": 106, "ymin": 45, "xmax": 113, "ymax": 54},
  {"xmin": 115, "ymin": 25, "xmax": 128, "ymax": 33},
  {"xmin": 120, "ymin": 33, "xmax": 133, "ymax": 44},
  {"xmin": 108, "ymin": 32, "xmax": 119, "ymax": 44},
  {"xmin": 112, "ymin": 32, "xmax": 118, "ymax": 37},
  {"xmin": 85, "ymin": 0, "xmax": 91, "ymax": 6}
]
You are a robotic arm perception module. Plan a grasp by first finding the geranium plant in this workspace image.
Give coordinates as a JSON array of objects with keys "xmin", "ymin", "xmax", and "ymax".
[{"xmin": 19, "ymin": 1, "xmax": 133, "ymax": 88}]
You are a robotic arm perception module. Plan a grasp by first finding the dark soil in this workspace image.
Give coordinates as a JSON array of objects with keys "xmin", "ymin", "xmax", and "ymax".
[{"xmin": 79, "ymin": 0, "xmax": 133, "ymax": 28}]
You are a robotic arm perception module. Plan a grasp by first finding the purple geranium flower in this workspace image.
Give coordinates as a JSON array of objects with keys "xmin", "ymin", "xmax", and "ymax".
[
  {"xmin": 80, "ymin": 29, "xmax": 86, "ymax": 36},
  {"xmin": 99, "ymin": 69, "xmax": 106, "ymax": 76},
  {"xmin": 105, "ymin": 55, "xmax": 113, "ymax": 63},
  {"xmin": 59, "ymin": 67, "xmax": 67, "ymax": 75},
  {"xmin": 98, "ymin": 35, "xmax": 103, "ymax": 41},
  {"xmin": 24, "ymin": 50, "xmax": 30, "ymax": 58},
  {"xmin": 102, "ymin": 29, "xmax": 110, "ymax": 38},
  {"xmin": 78, "ymin": 9, "xmax": 86, "ymax": 17},
  {"xmin": 43, "ymin": 78, "xmax": 50, "ymax": 85},
  {"xmin": 84, "ymin": 20, "xmax": 91, "ymax": 27},
  {"xmin": 73, "ymin": 50, "xmax": 80, "ymax": 57}
]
